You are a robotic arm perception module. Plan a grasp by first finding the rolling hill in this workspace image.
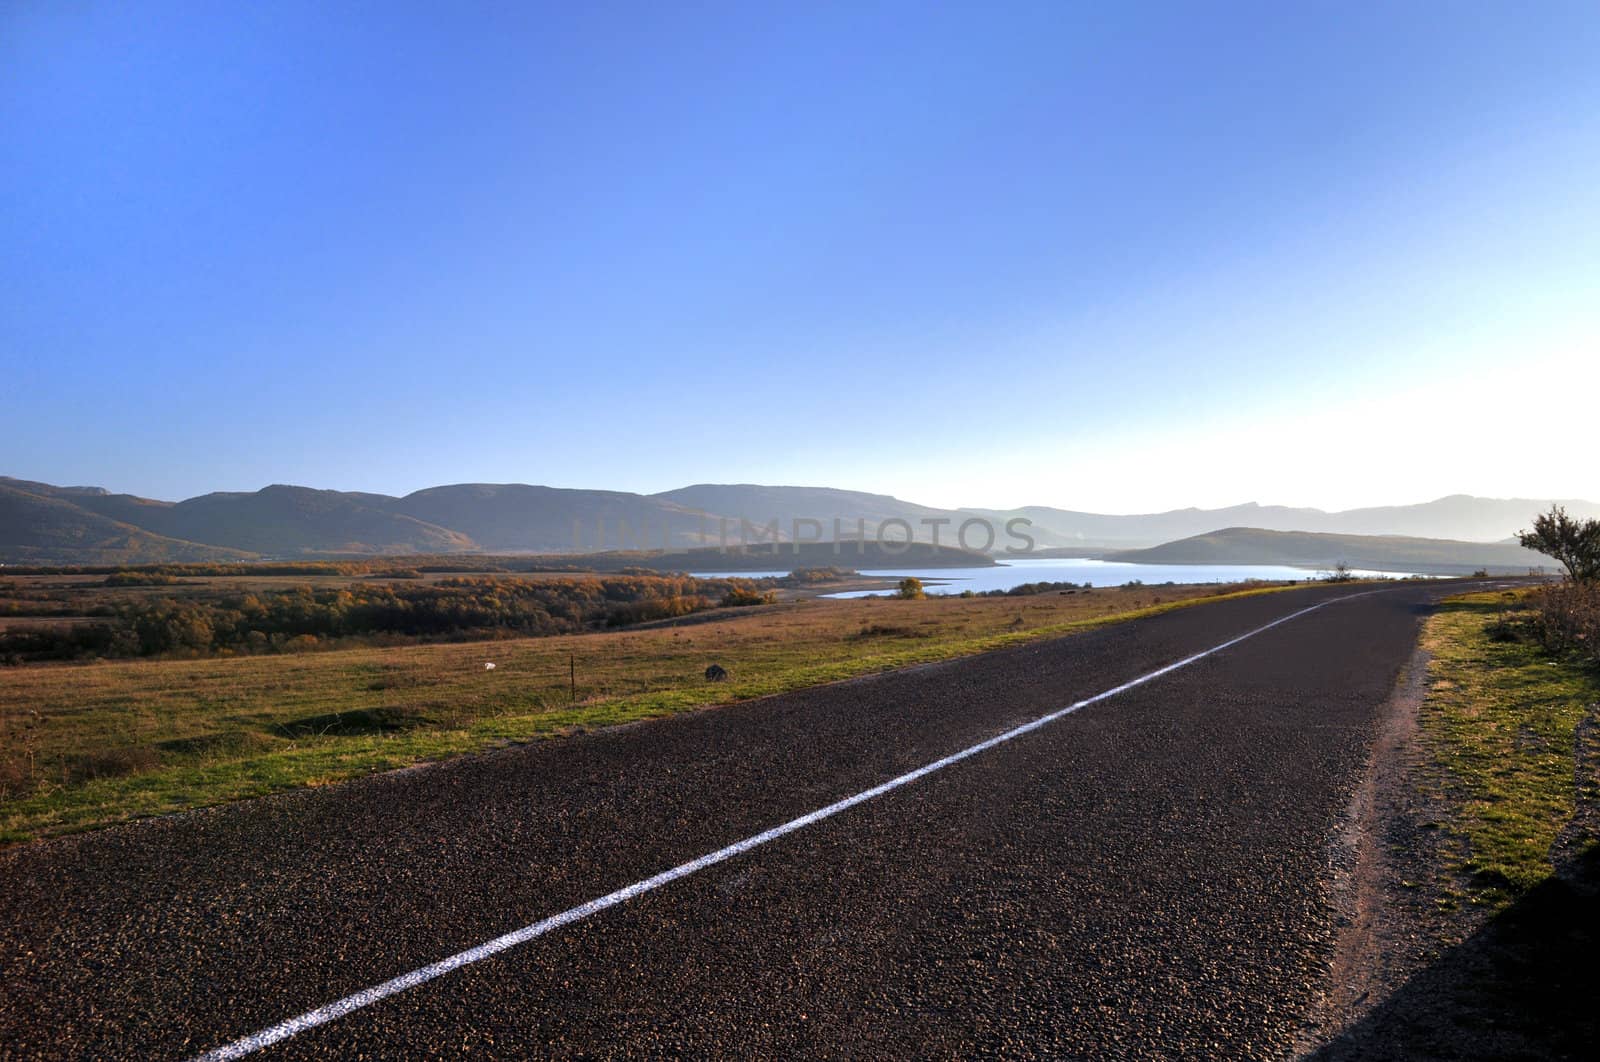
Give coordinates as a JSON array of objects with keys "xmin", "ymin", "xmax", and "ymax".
[
  {"xmin": 655, "ymin": 484, "xmax": 954, "ymax": 539},
  {"xmin": 1104, "ymin": 527, "xmax": 1561, "ymax": 575},
  {"xmin": 390, "ymin": 484, "xmax": 716, "ymax": 552},
  {"xmin": 0, "ymin": 482, "xmax": 256, "ymax": 564},
  {"xmin": 151, "ymin": 486, "xmax": 477, "ymax": 555},
  {"xmin": 963, "ymin": 495, "xmax": 1600, "ymax": 550},
  {"xmin": 0, "ymin": 479, "xmax": 471, "ymax": 561},
  {"xmin": 3, "ymin": 474, "xmax": 1592, "ymax": 567},
  {"xmin": 657, "ymin": 485, "xmax": 1103, "ymax": 551}
]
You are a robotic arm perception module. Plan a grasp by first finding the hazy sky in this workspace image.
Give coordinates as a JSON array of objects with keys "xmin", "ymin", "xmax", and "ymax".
[{"xmin": 3, "ymin": 2, "xmax": 1597, "ymax": 512}]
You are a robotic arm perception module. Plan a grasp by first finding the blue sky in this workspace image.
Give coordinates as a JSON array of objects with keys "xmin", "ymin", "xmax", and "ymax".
[{"xmin": 3, "ymin": 1, "xmax": 1597, "ymax": 511}]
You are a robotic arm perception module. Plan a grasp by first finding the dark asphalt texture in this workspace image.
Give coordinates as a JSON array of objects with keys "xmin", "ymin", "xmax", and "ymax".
[{"xmin": 0, "ymin": 581, "xmax": 1489, "ymax": 1059}]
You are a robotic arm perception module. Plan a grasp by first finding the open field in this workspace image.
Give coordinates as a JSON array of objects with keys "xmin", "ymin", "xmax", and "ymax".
[{"xmin": 0, "ymin": 581, "xmax": 1297, "ymax": 842}]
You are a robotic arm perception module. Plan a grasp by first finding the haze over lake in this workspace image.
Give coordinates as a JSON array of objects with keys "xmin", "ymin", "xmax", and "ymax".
[{"xmin": 695, "ymin": 557, "xmax": 1426, "ymax": 597}]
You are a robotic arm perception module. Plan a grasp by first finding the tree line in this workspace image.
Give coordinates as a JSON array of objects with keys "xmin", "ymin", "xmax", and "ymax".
[{"xmin": 0, "ymin": 574, "xmax": 775, "ymax": 663}]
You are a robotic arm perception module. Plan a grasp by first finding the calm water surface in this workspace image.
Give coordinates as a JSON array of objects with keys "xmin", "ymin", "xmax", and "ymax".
[{"xmin": 694, "ymin": 557, "xmax": 1426, "ymax": 597}]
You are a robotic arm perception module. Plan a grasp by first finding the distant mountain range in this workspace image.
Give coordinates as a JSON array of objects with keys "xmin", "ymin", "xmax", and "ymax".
[
  {"xmin": 1105, "ymin": 528, "xmax": 1558, "ymax": 575},
  {"xmin": 0, "ymin": 481, "xmax": 254, "ymax": 565},
  {"xmin": 959, "ymin": 495, "xmax": 1599, "ymax": 547},
  {"xmin": 1, "ymin": 475, "xmax": 1594, "ymax": 566}
]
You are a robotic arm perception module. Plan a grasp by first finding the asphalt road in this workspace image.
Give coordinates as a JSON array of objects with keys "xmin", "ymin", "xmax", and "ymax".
[{"xmin": 0, "ymin": 580, "xmax": 1490, "ymax": 1059}]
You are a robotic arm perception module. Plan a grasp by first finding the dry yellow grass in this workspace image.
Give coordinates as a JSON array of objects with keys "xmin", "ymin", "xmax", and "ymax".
[{"xmin": 1, "ymin": 583, "xmax": 1290, "ymax": 841}]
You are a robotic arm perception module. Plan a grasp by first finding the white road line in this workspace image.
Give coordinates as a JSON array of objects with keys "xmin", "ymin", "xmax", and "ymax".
[{"xmin": 191, "ymin": 591, "xmax": 1371, "ymax": 1061}]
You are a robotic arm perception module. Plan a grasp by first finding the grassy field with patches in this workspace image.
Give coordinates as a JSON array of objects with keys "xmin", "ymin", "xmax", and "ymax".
[
  {"xmin": 0, "ymin": 582, "xmax": 1293, "ymax": 842},
  {"xmin": 1418, "ymin": 589, "xmax": 1600, "ymax": 906}
]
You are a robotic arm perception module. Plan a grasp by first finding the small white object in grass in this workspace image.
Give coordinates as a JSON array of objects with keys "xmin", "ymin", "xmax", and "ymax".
[{"xmin": 484, "ymin": 662, "xmax": 496, "ymax": 671}]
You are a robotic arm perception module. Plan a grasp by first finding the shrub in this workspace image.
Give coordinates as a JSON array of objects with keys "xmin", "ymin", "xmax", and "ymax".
[
  {"xmin": 1484, "ymin": 611, "xmax": 1521, "ymax": 643},
  {"xmin": 783, "ymin": 567, "xmax": 856, "ymax": 585},
  {"xmin": 604, "ymin": 595, "xmax": 711, "ymax": 627},
  {"xmin": 103, "ymin": 571, "xmax": 184, "ymax": 587},
  {"xmin": 1528, "ymin": 580, "xmax": 1600, "ymax": 667},
  {"xmin": 722, "ymin": 584, "xmax": 776, "ymax": 607},
  {"xmin": 984, "ymin": 580, "xmax": 1088, "ymax": 597},
  {"xmin": 850, "ymin": 623, "xmax": 926, "ymax": 640},
  {"xmin": 897, "ymin": 577, "xmax": 926, "ymax": 599}
]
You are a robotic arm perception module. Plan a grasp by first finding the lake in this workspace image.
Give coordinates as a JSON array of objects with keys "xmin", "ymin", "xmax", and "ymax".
[{"xmin": 693, "ymin": 557, "xmax": 1426, "ymax": 597}]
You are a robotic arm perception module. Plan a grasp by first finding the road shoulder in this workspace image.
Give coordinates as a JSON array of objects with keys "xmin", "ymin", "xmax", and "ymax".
[{"xmin": 1304, "ymin": 589, "xmax": 1600, "ymax": 1059}]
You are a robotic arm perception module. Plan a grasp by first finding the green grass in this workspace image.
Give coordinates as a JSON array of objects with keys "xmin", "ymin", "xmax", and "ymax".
[
  {"xmin": 1419, "ymin": 590, "xmax": 1600, "ymax": 905},
  {"xmin": 0, "ymin": 582, "xmax": 1302, "ymax": 843}
]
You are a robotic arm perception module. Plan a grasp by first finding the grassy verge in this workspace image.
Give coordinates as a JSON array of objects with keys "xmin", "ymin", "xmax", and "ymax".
[
  {"xmin": 1418, "ymin": 589, "xmax": 1600, "ymax": 907},
  {"xmin": 0, "ymin": 582, "xmax": 1303, "ymax": 843}
]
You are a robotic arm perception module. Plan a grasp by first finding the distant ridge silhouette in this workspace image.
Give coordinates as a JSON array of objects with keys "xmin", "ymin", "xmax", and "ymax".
[{"xmin": 3, "ymin": 475, "xmax": 1595, "ymax": 564}]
